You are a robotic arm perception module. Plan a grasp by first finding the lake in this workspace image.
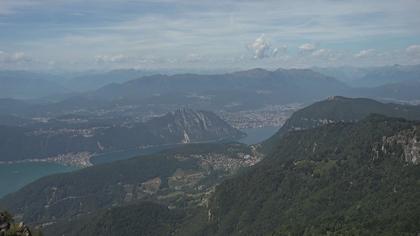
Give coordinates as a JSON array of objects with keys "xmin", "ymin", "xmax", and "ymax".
[
  {"xmin": 0, "ymin": 126, "xmax": 279, "ymax": 197},
  {"xmin": 0, "ymin": 162, "xmax": 76, "ymax": 198},
  {"xmin": 92, "ymin": 126, "xmax": 279, "ymax": 164},
  {"xmin": 239, "ymin": 126, "xmax": 279, "ymax": 145}
]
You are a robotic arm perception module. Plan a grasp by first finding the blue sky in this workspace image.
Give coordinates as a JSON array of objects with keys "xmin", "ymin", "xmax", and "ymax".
[{"xmin": 1, "ymin": 0, "xmax": 420, "ymax": 71}]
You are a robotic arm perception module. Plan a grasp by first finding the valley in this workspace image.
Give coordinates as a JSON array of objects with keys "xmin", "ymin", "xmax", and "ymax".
[
  {"xmin": 1, "ymin": 67, "xmax": 420, "ymax": 235},
  {"xmin": 2, "ymin": 2, "xmax": 420, "ymax": 235},
  {"xmin": 0, "ymin": 125, "xmax": 278, "ymax": 198},
  {"xmin": 1, "ymin": 96, "xmax": 420, "ymax": 236}
]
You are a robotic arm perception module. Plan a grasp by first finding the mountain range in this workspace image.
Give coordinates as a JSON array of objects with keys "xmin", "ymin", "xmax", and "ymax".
[
  {"xmin": 0, "ymin": 68, "xmax": 349, "ymax": 117},
  {"xmin": 84, "ymin": 68, "xmax": 348, "ymax": 112},
  {"xmin": 59, "ymin": 69, "xmax": 152, "ymax": 92},
  {"xmin": 0, "ymin": 108, "xmax": 244, "ymax": 163},
  {"xmin": 0, "ymin": 69, "xmax": 153, "ymax": 100},
  {"xmin": 0, "ymin": 71, "xmax": 70, "ymax": 100},
  {"xmin": 314, "ymin": 64, "xmax": 420, "ymax": 87},
  {"xmin": 2, "ymin": 66, "xmax": 420, "ymax": 119},
  {"xmin": 1, "ymin": 97, "xmax": 420, "ymax": 235}
]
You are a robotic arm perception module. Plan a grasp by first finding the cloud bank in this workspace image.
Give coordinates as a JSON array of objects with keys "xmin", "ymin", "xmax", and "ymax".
[
  {"xmin": 0, "ymin": 51, "xmax": 31, "ymax": 63},
  {"xmin": 1, "ymin": 0, "xmax": 420, "ymax": 70}
]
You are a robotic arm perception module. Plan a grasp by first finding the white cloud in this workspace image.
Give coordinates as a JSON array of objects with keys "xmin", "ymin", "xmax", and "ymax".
[
  {"xmin": 406, "ymin": 45, "xmax": 420, "ymax": 55},
  {"xmin": 95, "ymin": 54, "xmax": 129, "ymax": 63},
  {"xmin": 3, "ymin": 0, "xmax": 420, "ymax": 70},
  {"xmin": 311, "ymin": 48, "xmax": 330, "ymax": 57},
  {"xmin": 247, "ymin": 34, "xmax": 281, "ymax": 59},
  {"xmin": 0, "ymin": 51, "xmax": 31, "ymax": 63},
  {"xmin": 299, "ymin": 43, "xmax": 316, "ymax": 53},
  {"xmin": 354, "ymin": 49, "xmax": 376, "ymax": 58}
]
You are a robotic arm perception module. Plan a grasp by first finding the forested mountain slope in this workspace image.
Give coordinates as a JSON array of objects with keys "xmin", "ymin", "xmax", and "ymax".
[
  {"xmin": 0, "ymin": 108, "xmax": 244, "ymax": 162},
  {"xmin": 19, "ymin": 115, "xmax": 420, "ymax": 236},
  {"xmin": 263, "ymin": 96, "xmax": 420, "ymax": 152},
  {"xmin": 206, "ymin": 115, "xmax": 420, "ymax": 235}
]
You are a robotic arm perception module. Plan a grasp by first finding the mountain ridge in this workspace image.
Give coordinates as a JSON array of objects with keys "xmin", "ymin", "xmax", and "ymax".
[
  {"xmin": 205, "ymin": 115, "xmax": 420, "ymax": 235},
  {"xmin": 0, "ymin": 108, "xmax": 244, "ymax": 163},
  {"xmin": 262, "ymin": 96, "xmax": 420, "ymax": 153},
  {"xmin": 14, "ymin": 115, "xmax": 420, "ymax": 236}
]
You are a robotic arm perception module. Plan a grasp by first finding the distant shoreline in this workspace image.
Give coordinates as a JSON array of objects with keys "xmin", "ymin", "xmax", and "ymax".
[
  {"xmin": 0, "ymin": 134, "xmax": 251, "ymax": 168},
  {"xmin": 0, "ymin": 152, "xmax": 93, "ymax": 168}
]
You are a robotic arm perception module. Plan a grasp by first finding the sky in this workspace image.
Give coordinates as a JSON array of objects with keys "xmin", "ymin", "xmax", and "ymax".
[{"xmin": 1, "ymin": 0, "xmax": 420, "ymax": 71}]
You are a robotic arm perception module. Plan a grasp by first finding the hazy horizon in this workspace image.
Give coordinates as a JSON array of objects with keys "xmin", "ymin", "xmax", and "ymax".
[{"xmin": 2, "ymin": 63, "xmax": 420, "ymax": 76}]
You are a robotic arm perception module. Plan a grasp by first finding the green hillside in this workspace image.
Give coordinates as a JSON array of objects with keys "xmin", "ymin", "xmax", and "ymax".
[
  {"xmin": 34, "ymin": 115, "xmax": 420, "ymax": 236},
  {"xmin": 206, "ymin": 115, "xmax": 420, "ymax": 235},
  {"xmin": 2, "ymin": 100, "xmax": 420, "ymax": 236},
  {"xmin": 0, "ymin": 142, "xmax": 255, "ymax": 227},
  {"xmin": 263, "ymin": 96, "xmax": 420, "ymax": 153}
]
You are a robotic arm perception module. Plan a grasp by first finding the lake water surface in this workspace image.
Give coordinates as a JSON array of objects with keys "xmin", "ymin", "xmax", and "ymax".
[
  {"xmin": 0, "ymin": 126, "xmax": 279, "ymax": 197},
  {"xmin": 239, "ymin": 126, "xmax": 279, "ymax": 145},
  {"xmin": 0, "ymin": 162, "xmax": 76, "ymax": 198}
]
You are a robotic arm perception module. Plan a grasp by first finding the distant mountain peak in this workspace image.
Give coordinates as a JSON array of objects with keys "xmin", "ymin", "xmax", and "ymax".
[
  {"xmin": 173, "ymin": 107, "xmax": 196, "ymax": 115},
  {"xmin": 326, "ymin": 95, "xmax": 350, "ymax": 101},
  {"xmin": 241, "ymin": 68, "xmax": 267, "ymax": 72},
  {"xmin": 231, "ymin": 68, "xmax": 271, "ymax": 77},
  {"xmin": 147, "ymin": 108, "xmax": 245, "ymax": 144}
]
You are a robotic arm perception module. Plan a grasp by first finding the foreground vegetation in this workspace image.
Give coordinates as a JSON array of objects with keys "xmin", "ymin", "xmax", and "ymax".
[{"xmin": 0, "ymin": 211, "xmax": 42, "ymax": 236}]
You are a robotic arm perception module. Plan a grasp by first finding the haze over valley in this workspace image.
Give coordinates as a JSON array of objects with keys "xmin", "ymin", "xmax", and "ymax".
[{"xmin": 1, "ymin": 0, "xmax": 420, "ymax": 235}]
